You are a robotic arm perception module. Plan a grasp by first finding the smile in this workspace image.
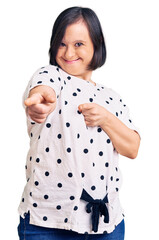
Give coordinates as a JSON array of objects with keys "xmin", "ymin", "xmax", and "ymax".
[{"xmin": 63, "ymin": 58, "xmax": 80, "ymax": 64}]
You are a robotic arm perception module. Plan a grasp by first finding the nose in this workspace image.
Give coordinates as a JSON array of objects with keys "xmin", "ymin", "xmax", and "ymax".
[{"xmin": 64, "ymin": 45, "xmax": 76, "ymax": 60}]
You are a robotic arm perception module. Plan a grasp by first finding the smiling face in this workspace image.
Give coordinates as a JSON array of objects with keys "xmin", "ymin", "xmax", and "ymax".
[{"xmin": 56, "ymin": 20, "xmax": 94, "ymax": 81}]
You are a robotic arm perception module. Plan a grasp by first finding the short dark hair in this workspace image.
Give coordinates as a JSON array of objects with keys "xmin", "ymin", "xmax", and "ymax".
[{"xmin": 49, "ymin": 7, "xmax": 106, "ymax": 70}]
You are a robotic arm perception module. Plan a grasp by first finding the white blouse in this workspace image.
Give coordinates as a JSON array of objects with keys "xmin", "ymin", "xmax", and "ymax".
[{"xmin": 18, "ymin": 65, "xmax": 139, "ymax": 234}]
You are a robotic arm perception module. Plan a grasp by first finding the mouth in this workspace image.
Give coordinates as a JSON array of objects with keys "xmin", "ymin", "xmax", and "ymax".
[{"xmin": 63, "ymin": 58, "xmax": 80, "ymax": 64}]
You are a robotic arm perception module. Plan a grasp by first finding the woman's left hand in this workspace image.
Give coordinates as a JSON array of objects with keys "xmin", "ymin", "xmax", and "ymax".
[{"xmin": 78, "ymin": 103, "xmax": 107, "ymax": 127}]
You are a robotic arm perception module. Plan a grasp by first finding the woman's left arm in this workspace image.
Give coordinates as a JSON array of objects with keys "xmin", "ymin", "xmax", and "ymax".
[
  {"xmin": 100, "ymin": 110, "xmax": 140, "ymax": 159},
  {"xmin": 78, "ymin": 103, "xmax": 140, "ymax": 159}
]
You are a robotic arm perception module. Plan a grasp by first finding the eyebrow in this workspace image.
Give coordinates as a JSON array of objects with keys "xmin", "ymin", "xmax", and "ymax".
[{"xmin": 62, "ymin": 39, "xmax": 87, "ymax": 44}]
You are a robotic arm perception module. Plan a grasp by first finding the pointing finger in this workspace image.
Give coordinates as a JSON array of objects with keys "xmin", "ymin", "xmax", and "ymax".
[{"xmin": 24, "ymin": 93, "xmax": 43, "ymax": 107}]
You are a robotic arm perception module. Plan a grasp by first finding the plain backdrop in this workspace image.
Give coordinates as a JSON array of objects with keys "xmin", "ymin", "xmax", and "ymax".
[{"xmin": 1, "ymin": 0, "xmax": 159, "ymax": 239}]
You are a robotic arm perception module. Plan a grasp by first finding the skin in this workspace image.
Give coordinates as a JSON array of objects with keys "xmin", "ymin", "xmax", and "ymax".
[{"xmin": 25, "ymin": 20, "xmax": 140, "ymax": 159}]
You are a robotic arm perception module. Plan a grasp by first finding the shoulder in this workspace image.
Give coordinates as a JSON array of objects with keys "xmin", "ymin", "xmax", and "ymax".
[
  {"xmin": 32, "ymin": 64, "xmax": 61, "ymax": 77},
  {"xmin": 100, "ymin": 85, "xmax": 122, "ymax": 102}
]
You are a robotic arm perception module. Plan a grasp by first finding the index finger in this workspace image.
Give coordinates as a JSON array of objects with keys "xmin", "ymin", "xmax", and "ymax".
[{"xmin": 24, "ymin": 93, "xmax": 43, "ymax": 107}]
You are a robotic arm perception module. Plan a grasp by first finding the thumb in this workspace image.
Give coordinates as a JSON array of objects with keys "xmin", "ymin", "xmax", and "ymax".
[
  {"xmin": 78, "ymin": 104, "xmax": 83, "ymax": 112},
  {"xmin": 24, "ymin": 93, "xmax": 44, "ymax": 107}
]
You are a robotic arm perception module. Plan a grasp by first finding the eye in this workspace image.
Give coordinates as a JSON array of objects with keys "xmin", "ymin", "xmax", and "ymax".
[
  {"xmin": 60, "ymin": 42, "xmax": 66, "ymax": 47},
  {"xmin": 75, "ymin": 42, "xmax": 83, "ymax": 47}
]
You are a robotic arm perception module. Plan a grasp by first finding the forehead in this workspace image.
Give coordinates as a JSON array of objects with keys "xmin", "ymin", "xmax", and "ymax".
[{"xmin": 62, "ymin": 20, "xmax": 91, "ymax": 42}]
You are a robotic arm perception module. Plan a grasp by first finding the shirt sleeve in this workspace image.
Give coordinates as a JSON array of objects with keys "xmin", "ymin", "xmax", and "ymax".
[
  {"xmin": 117, "ymin": 95, "xmax": 140, "ymax": 137},
  {"xmin": 22, "ymin": 65, "xmax": 61, "ymax": 125},
  {"xmin": 23, "ymin": 65, "xmax": 61, "ymax": 105}
]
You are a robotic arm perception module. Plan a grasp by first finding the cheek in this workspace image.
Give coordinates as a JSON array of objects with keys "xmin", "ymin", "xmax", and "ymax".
[
  {"xmin": 56, "ymin": 49, "xmax": 63, "ymax": 61},
  {"xmin": 80, "ymin": 49, "xmax": 94, "ymax": 62}
]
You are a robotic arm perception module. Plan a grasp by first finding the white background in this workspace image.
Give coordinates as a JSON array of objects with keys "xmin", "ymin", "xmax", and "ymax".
[{"xmin": 1, "ymin": 0, "xmax": 159, "ymax": 239}]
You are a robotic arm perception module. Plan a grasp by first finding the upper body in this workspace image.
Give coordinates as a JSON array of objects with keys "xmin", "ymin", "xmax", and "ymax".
[{"xmin": 18, "ymin": 6, "xmax": 140, "ymax": 235}]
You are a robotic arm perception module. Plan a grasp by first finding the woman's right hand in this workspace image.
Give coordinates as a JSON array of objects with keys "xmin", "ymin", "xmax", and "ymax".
[{"xmin": 24, "ymin": 85, "xmax": 56, "ymax": 123}]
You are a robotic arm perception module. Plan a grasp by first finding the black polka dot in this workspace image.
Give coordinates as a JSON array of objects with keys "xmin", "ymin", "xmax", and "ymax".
[
  {"xmin": 105, "ymin": 162, "xmax": 109, "ymax": 167},
  {"xmin": 36, "ymin": 158, "xmax": 40, "ymax": 163},
  {"xmin": 46, "ymin": 123, "xmax": 51, "ymax": 128},
  {"xmin": 100, "ymin": 175, "xmax": 104, "ymax": 180},
  {"xmin": 116, "ymin": 188, "xmax": 119, "ymax": 192},
  {"xmin": 45, "ymin": 147, "xmax": 49, "ymax": 152},
  {"xmin": 45, "ymin": 171, "xmax": 49, "ymax": 176},
  {"xmin": 77, "ymin": 110, "xmax": 82, "ymax": 114},
  {"xmin": 65, "ymin": 101, "xmax": 68, "ymax": 105},
  {"xmin": 35, "ymin": 181, "xmax": 39, "ymax": 186},
  {"xmin": 81, "ymin": 173, "xmax": 85, "ymax": 178},
  {"xmin": 59, "ymin": 109, "xmax": 62, "ymax": 114},
  {"xmin": 109, "ymin": 97, "xmax": 113, "ymax": 100},
  {"xmin": 90, "ymin": 139, "xmax": 93, "ymax": 144},
  {"xmin": 77, "ymin": 133, "xmax": 80, "ymax": 138},
  {"xmin": 83, "ymin": 149, "xmax": 88, "ymax": 154},
  {"xmin": 57, "ymin": 159, "xmax": 62, "ymax": 164},
  {"xmin": 97, "ymin": 127, "xmax": 102, "ymax": 133},
  {"xmin": 91, "ymin": 186, "xmax": 96, "ymax": 191},
  {"xmin": 22, "ymin": 198, "xmax": 24, "ymax": 202},
  {"xmin": 37, "ymin": 81, "xmax": 42, "ymax": 84},
  {"xmin": 58, "ymin": 77, "xmax": 61, "ymax": 81},
  {"xmin": 73, "ymin": 92, "xmax": 77, "ymax": 96},
  {"xmin": 67, "ymin": 148, "xmax": 71, "ymax": 153},
  {"xmin": 116, "ymin": 178, "xmax": 119, "ymax": 182},
  {"xmin": 30, "ymin": 156, "xmax": 32, "ymax": 161},
  {"xmin": 89, "ymin": 98, "xmax": 93, "ymax": 102},
  {"xmin": 106, "ymin": 101, "xmax": 109, "ymax": 104},
  {"xmin": 74, "ymin": 206, "xmax": 78, "ymax": 211},
  {"xmin": 66, "ymin": 122, "xmax": 70, "ymax": 127},
  {"xmin": 110, "ymin": 176, "xmax": 113, "ymax": 181},
  {"xmin": 99, "ymin": 151, "xmax": 103, "ymax": 156},
  {"xmin": 93, "ymin": 162, "xmax": 95, "ymax": 167},
  {"xmin": 33, "ymin": 203, "xmax": 37, "ymax": 207},
  {"xmin": 64, "ymin": 218, "xmax": 68, "ymax": 223},
  {"xmin": 57, "ymin": 134, "xmax": 62, "ymax": 139},
  {"xmin": 50, "ymin": 78, "xmax": 54, "ymax": 83},
  {"xmin": 68, "ymin": 172, "xmax": 73, "ymax": 177},
  {"xmin": 67, "ymin": 76, "xmax": 71, "ymax": 80},
  {"xmin": 70, "ymin": 196, "xmax": 75, "ymax": 200},
  {"xmin": 58, "ymin": 183, "xmax": 62, "ymax": 188},
  {"xmin": 44, "ymin": 195, "xmax": 49, "ymax": 199},
  {"xmin": 56, "ymin": 205, "xmax": 61, "ymax": 210},
  {"xmin": 107, "ymin": 139, "xmax": 111, "ymax": 144},
  {"xmin": 43, "ymin": 216, "xmax": 47, "ymax": 221},
  {"xmin": 77, "ymin": 88, "xmax": 81, "ymax": 92},
  {"xmin": 116, "ymin": 112, "xmax": 118, "ymax": 117}
]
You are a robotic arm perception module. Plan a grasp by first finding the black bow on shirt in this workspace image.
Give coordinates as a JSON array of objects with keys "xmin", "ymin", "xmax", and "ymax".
[{"xmin": 80, "ymin": 189, "xmax": 109, "ymax": 233}]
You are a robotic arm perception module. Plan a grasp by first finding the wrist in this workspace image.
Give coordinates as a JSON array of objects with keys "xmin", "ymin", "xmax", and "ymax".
[{"xmin": 100, "ymin": 109, "xmax": 112, "ymax": 129}]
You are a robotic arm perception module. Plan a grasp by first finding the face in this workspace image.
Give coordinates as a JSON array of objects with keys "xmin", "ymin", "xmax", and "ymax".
[{"xmin": 56, "ymin": 20, "xmax": 94, "ymax": 81}]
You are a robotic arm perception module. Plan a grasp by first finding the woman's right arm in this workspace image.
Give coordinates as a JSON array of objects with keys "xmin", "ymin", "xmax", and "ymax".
[{"xmin": 25, "ymin": 85, "xmax": 56, "ymax": 123}]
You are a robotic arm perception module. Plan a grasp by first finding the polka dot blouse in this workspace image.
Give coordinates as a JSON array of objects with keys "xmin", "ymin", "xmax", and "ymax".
[{"xmin": 18, "ymin": 65, "xmax": 139, "ymax": 234}]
